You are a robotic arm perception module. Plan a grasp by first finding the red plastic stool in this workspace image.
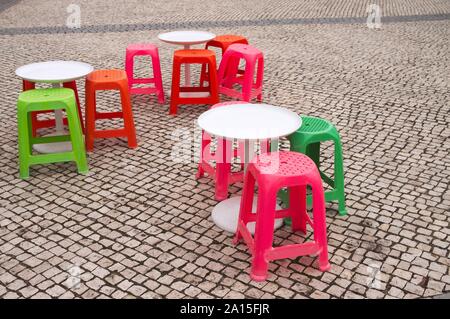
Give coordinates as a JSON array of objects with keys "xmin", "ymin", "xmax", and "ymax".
[
  {"xmin": 170, "ymin": 49, "xmax": 219, "ymax": 115},
  {"xmin": 217, "ymin": 43, "xmax": 264, "ymax": 102},
  {"xmin": 23, "ymin": 80, "xmax": 84, "ymax": 136},
  {"xmin": 200, "ymin": 35, "xmax": 248, "ymax": 87},
  {"xmin": 234, "ymin": 151, "xmax": 330, "ymax": 281},
  {"xmin": 125, "ymin": 43, "xmax": 165, "ymax": 103},
  {"xmin": 85, "ymin": 69, "xmax": 137, "ymax": 151}
]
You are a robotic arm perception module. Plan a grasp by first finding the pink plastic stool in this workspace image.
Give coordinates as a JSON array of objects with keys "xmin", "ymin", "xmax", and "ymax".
[
  {"xmin": 234, "ymin": 151, "xmax": 330, "ymax": 281},
  {"xmin": 217, "ymin": 44, "xmax": 264, "ymax": 102},
  {"xmin": 196, "ymin": 101, "xmax": 245, "ymax": 200},
  {"xmin": 196, "ymin": 101, "xmax": 271, "ymax": 200},
  {"xmin": 125, "ymin": 43, "xmax": 165, "ymax": 103}
]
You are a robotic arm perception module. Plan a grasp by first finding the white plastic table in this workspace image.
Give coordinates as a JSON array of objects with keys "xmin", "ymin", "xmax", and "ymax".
[
  {"xmin": 15, "ymin": 61, "xmax": 93, "ymax": 153},
  {"xmin": 158, "ymin": 30, "xmax": 215, "ymax": 97},
  {"xmin": 197, "ymin": 103, "xmax": 302, "ymax": 233}
]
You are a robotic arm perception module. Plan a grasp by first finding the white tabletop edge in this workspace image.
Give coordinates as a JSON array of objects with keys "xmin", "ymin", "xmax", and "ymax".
[
  {"xmin": 158, "ymin": 30, "xmax": 216, "ymax": 45},
  {"xmin": 15, "ymin": 60, "xmax": 94, "ymax": 83},
  {"xmin": 197, "ymin": 103, "xmax": 302, "ymax": 141}
]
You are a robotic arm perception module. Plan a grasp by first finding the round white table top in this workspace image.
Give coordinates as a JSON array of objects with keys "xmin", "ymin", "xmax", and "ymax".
[
  {"xmin": 158, "ymin": 30, "xmax": 216, "ymax": 46},
  {"xmin": 15, "ymin": 60, "xmax": 94, "ymax": 83},
  {"xmin": 198, "ymin": 103, "xmax": 302, "ymax": 140}
]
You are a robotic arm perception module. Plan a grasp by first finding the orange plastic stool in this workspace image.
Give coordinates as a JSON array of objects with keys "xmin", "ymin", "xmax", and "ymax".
[
  {"xmin": 200, "ymin": 35, "xmax": 248, "ymax": 87},
  {"xmin": 234, "ymin": 151, "xmax": 330, "ymax": 281},
  {"xmin": 23, "ymin": 80, "xmax": 85, "ymax": 136},
  {"xmin": 85, "ymin": 69, "xmax": 137, "ymax": 151},
  {"xmin": 217, "ymin": 44, "xmax": 264, "ymax": 102},
  {"xmin": 170, "ymin": 49, "xmax": 219, "ymax": 115}
]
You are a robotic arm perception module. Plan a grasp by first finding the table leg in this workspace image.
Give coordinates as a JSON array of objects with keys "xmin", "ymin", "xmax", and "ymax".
[
  {"xmin": 243, "ymin": 139, "xmax": 255, "ymax": 173},
  {"xmin": 270, "ymin": 137, "xmax": 279, "ymax": 152},
  {"xmin": 53, "ymin": 83, "xmax": 65, "ymax": 133},
  {"xmin": 211, "ymin": 139, "xmax": 283, "ymax": 234}
]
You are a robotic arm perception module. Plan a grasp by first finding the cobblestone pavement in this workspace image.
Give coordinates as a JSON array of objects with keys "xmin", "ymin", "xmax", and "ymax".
[{"xmin": 0, "ymin": 0, "xmax": 449, "ymax": 299}]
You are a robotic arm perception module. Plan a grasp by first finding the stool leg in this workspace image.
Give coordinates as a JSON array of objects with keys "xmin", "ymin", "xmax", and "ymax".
[
  {"xmin": 22, "ymin": 80, "xmax": 35, "ymax": 91},
  {"xmin": 85, "ymin": 85, "xmax": 96, "ymax": 152},
  {"xmin": 22, "ymin": 81, "xmax": 39, "ymax": 137},
  {"xmin": 306, "ymin": 142, "xmax": 320, "ymax": 167},
  {"xmin": 199, "ymin": 44, "xmax": 209, "ymax": 87},
  {"xmin": 66, "ymin": 103, "xmax": 88, "ymax": 174},
  {"xmin": 27, "ymin": 112, "xmax": 36, "ymax": 160},
  {"xmin": 242, "ymin": 58, "xmax": 255, "ymax": 102},
  {"xmin": 260, "ymin": 139, "xmax": 271, "ymax": 154},
  {"xmin": 151, "ymin": 50, "xmax": 165, "ymax": 104},
  {"xmin": 250, "ymin": 186, "xmax": 276, "ymax": 281},
  {"xmin": 27, "ymin": 112, "xmax": 38, "ymax": 155},
  {"xmin": 119, "ymin": 86, "xmax": 138, "ymax": 148},
  {"xmin": 196, "ymin": 130, "xmax": 210, "ymax": 179},
  {"xmin": 199, "ymin": 63, "xmax": 208, "ymax": 87},
  {"xmin": 233, "ymin": 170, "xmax": 256, "ymax": 244},
  {"xmin": 333, "ymin": 138, "xmax": 347, "ymax": 216},
  {"xmin": 237, "ymin": 140, "xmax": 245, "ymax": 170},
  {"xmin": 125, "ymin": 52, "xmax": 135, "ymax": 90},
  {"xmin": 63, "ymin": 81, "xmax": 85, "ymax": 133},
  {"xmin": 310, "ymin": 178, "xmax": 330, "ymax": 271},
  {"xmin": 289, "ymin": 185, "xmax": 307, "ymax": 234},
  {"xmin": 17, "ymin": 105, "xmax": 31, "ymax": 179},
  {"xmin": 208, "ymin": 58, "xmax": 220, "ymax": 104},
  {"xmin": 30, "ymin": 113, "xmax": 39, "ymax": 137},
  {"xmin": 256, "ymin": 56, "xmax": 264, "ymax": 102},
  {"xmin": 217, "ymin": 52, "xmax": 231, "ymax": 89},
  {"xmin": 224, "ymin": 56, "xmax": 240, "ymax": 89},
  {"xmin": 284, "ymin": 142, "xmax": 308, "ymax": 227},
  {"xmin": 214, "ymin": 138, "xmax": 231, "ymax": 200},
  {"xmin": 170, "ymin": 60, "xmax": 181, "ymax": 115}
]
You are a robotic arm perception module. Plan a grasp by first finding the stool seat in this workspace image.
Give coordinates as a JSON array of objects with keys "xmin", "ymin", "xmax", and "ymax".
[
  {"xmin": 174, "ymin": 49, "xmax": 215, "ymax": 58},
  {"xmin": 226, "ymin": 43, "xmax": 262, "ymax": 56},
  {"xmin": 19, "ymin": 87, "xmax": 74, "ymax": 105},
  {"xmin": 208, "ymin": 35, "xmax": 248, "ymax": 49},
  {"xmin": 235, "ymin": 151, "xmax": 330, "ymax": 281},
  {"xmin": 87, "ymin": 69, "xmax": 127, "ymax": 84},
  {"xmin": 126, "ymin": 43, "xmax": 158, "ymax": 53},
  {"xmin": 252, "ymin": 151, "xmax": 316, "ymax": 177},
  {"xmin": 298, "ymin": 116, "xmax": 335, "ymax": 134},
  {"xmin": 213, "ymin": 34, "xmax": 247, "ymax": 42}
]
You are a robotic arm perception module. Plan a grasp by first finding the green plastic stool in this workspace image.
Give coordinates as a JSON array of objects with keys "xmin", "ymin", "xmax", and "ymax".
[
  {"xmin": 17, "ymin": 88, "xmax": 88, "ymax": 179},
  {"xmin": 282, "ymin": 116, "xmax": 347, "ymax": 220}
]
